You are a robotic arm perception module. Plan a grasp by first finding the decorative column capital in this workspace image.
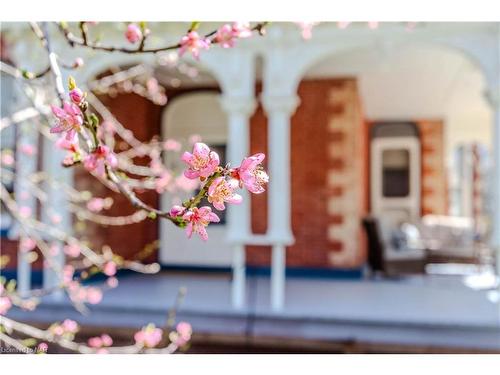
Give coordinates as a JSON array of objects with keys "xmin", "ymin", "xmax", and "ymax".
[
  {"xmin": 219, "ymin": 96, "xmax": 257, "ymax": 116},
  {"xmin": 261, "ymin": 94, "xmax": 300, "ymax": 115}
]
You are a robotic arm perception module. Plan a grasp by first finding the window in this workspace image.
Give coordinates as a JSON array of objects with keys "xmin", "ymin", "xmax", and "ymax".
[{"xmin": 382, "ymin": 149, "xmax": 410, "ymax": 197}]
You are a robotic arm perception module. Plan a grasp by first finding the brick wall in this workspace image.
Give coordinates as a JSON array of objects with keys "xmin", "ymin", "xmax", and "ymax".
[
  {"xmin": 74, "ymin": 93, "xmax": 163, "ymax": 262},
  {"xmin": 417, "ymin": 120, "xmax": 448, "ymax": 215},
  {"xmin": 247, "ymin": 79, "xmax": 368, "ymax": 269}
]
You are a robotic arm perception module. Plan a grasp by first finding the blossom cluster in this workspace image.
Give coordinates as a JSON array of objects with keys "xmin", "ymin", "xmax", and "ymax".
[
  {"xmin": 169, "ymin": 142, "xmax": 269, "ymax": 241},
  {"xmin": 50, "ymin": 78, "xmax": 118, "ymax": 177}
]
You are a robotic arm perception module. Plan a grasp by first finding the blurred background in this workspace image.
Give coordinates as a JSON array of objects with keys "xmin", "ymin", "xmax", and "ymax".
[{"xmin": 1, "ymin": 21, "xmax": 500, "ymax": 353}]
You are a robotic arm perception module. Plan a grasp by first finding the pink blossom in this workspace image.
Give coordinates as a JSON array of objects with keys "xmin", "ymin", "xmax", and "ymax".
[
  {"xmin": 49, "ymin": 243, "xmax": 60, "ymax": 256},
  {"xmin": 101, "ymin": 334, "xmax": 113, "ymax": 347},
  {"xmin": 51, "ymin": 214, "xmax": 62, "ymax": 225},
  {"xmin": 207, "ymin": 177, "xmax": 242, "ymax": 211},
  {"xmin": 69, "ymin": 88, "xmax": 85, "ymax": 105},
  {"xmin": 62, "ymin": 319, "xmax": 79, "ymax": 334},
  {"xmin": 107, "ymin": 277, "xmax": 119, "ymax": 288},
  {"xmin": 19, "ymin": 206, "xmax": 32, "ymax": 218},
  {"xmin": 181, "ymin": 142, "xmax": 220, "ymax": 179},
  {"xmin": 179, "ymin": 31, "xmax": 210, "ymax": 60},
  {"xmin": 20, "ymin": 237, "xmax": 36, "ymax": 253},
  {"xmin": 125, "ymin": 23, "xmax": 142, "ymax": 44},
  {"xmin": 73, "ymin": 57, "xmax": 84, "ymax": 68},
  {"xmin": 163, "ymin": 139, "xmax": 182, "ymax": 152},
  {"xmin": 0, "ymin": 296, "xmax": 12, "ymax": 315},
  {"xmin": 63, "ymin": 243, "xmax": 81, "ymax": 257},
  {"xmin": 88, "ymin": 336, "xmax": 103, "ymax": 348},
  {"xmin": 233, "ymin": 153, "xmax": 269, "ymax": 194},
  {"xmin": 86, "ymin": 197, "xmax": 107, "ymax": 212},
  {"xmin": 20, "ymin": 143, "xmax": 36, "ymax": 156},
  {"xmin": 83, "ymin": 145, "xmax": 118, "ymax": 177},
  {"xmin": 297, "ymin": 22, "xmax": 318, "ymax": 40},
  {"xmin": 103, "ymin": 261, "xmax": 117, "ymax": 277},
  {"xmin": 215, "ymin": 22, "xmax": 252, "ymax": 48},
  {"xmin": 86, "ymin": 287, "xmax": 103, "ymax": 304},
  {"xmin": 37, "ymin": 342, "xmax": 48, "ymax": 352},
  {"xmin": 1, "ymin": 153, "xmax": 14, "ymax": 166},
  {"xmin": 63, "ymin": 265, "xmax": 75, "ymax": 283},
  {"xmin": 169, "ymin": 205, "xmax": 185, "ymax": 217},
  {"xmin": 56, "ymin": 133, "xmax": 79, "ymax": 153},
  {"xmin": 97, "ymin": 120, "xmax": 116, "ymax": 139},
  {"xmin": 182, "ymin": 206, "xmax": 220, "ymax": 241},
  {"xmin": 176, "ymin": 321, "xmax": 192, "ymax": 342},
  {"xmin": 50, "ymin": 102, "xmax": 83, "ymax": 140},
  {"xmin": 155, "ymin": 172, "xmax": 173, "ymax": 193},
  {"xmin": 134, "ymin": 324, "xmax": 163, "ymax": 348}
]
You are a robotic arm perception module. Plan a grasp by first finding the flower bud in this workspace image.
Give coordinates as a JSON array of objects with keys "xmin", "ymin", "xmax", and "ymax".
[
  {"xmin": 169, "ymin": 205, "xmax": 185, "ymax": 217},
  {"xmin": 125, "ymin": 23, "xmax": 142, "ymax": 44},
  {"xmin": 69, "ymin": 88, "xmax": 85, "ymax": 105}
]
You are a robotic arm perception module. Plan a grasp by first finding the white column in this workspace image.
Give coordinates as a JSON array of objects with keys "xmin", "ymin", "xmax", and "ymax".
[
  {"xmin": 262, "ymin": 95, "xmax": 299, "ymax": 311},
  {"xmin": 220, "ymin": 96, "xmax": 256, "ymax": 309},
  {"xmin": 41, "ymin": 134, "xmax": 72, "ymax": 298}
]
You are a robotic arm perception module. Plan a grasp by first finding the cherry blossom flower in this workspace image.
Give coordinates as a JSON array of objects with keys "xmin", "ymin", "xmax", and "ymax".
[
  {"xmin": 37, "ymin": 342, "xmax": 48, "ymax": 353},
  {"xmin": 62, "ymin": 319, "xmax": 79, "ymax": 334},
  {"xmin": 297, "ymin": 22, "xmax": 318, "ymax": 39},
  {"xmin": 19, "ymin": 206, "xmax": 32, "ymax": 218},
  {"xmin": 50, "ymin": 102, "xmax": 83, "ymax": 140},
  {"xmin": 63, "ymin": 243, "xmax": 81, "ymax": 258},
  {"xmin": 107, "ymin": 277, "xmax": 119, "ymax": 288},
  {"xmin": 1, "ymin": 152, "xmax": 14, "ymax": 166},
  {"xmin": 89, "ymin": 333, "xmax": 113, "ymax": 348},
  {"xmin": 83, "ymin": 145, "xmax": 117, "ymax": 177},
  {"xmin": 103, "ymin": 261, "xmax": 117, "ymax": 277},
  {"xmin": 232, "ymin": 153, "xmax": 269, "ymax": 194},
  {"xmin": 20, "ymin": 237, "xmax": 37, "ymax": 253},
  {"xmin": 182, "ymin": 206, "xmax": 220, "ymax": 241},
  {"xmin": 176, "ymin": 321, "xmax": 192, "ymax": 345},
  {"xmin": 181, "ymin": 142, "xmax": 220, "ymax": 179},
  {"xmin": 69, "ymin": 88, "xmax": 85, "ymax": 105},
  {"xmin": 154, "ymin": 172, "xmax": 173, "ymax": 193},
  {"xmin": 169, "ymin": 205, "xmax": 185, "ymax": 217},
  {"xmin": 163, "ymin": 139, "xmax": 182, "ymax": 152},
  {"xmin": 101, "ymin": 334, "xmax": 113, "ymax": 347},
  {"xmin": 20, "ymin": 143, "xmax": 36, "ymax": 156},
  {"xmin": 88, "ymin": 336, "xmax": 103, "ymax": 348},
  {"xmin": 0, "ymin": 296, "xmax": 12, "ymax": 315},
  {"xmin": 207, "ymin": 177, "xmax": 242, "ymax": 211},
  {"xmin": 134, "ymin": 324, "xmax": 163, "ymax": 348},
  {"xmin": 86, "ymin": 287, "xmax": 103, "ymax": 304},
  {"xmin": 56, "ymin": 133, "xmax": 79, "ymax": 153},
  {"xmin": 179, "ymin": 31, "xmax": 210, "ymax": 60},
  {"xmin": 73, "ymin": 57, "xmax": 84, "ymax": 68},
  {"xmin": 86, "ymin": 197, "xmax": 112, "ymax": 212},
  {"xmin": 215, "ymin": 22, "xmax": 252, "ymax": 48},
  {"xmin": 125, "ymin": 23, "xmax": 142, "ymax": 43}
]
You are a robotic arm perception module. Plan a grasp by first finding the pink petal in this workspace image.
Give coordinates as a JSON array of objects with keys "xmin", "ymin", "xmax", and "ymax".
[
  {"xmin": 185, "ymin": 223, "xmax": 193, "ymax": 238},
  {"xmin": 193, "ymin": 142, "xmax": 210, "ymax": 158}
]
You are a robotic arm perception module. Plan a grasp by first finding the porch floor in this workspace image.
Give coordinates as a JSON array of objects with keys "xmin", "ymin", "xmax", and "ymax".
[{"xmin": 7, "ymin": 271, "xmax": 500, "ymax": 352}]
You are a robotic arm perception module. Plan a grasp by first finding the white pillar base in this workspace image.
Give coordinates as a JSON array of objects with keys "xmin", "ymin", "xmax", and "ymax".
[
  {"xmin": 271, "ymin": 244, "xmax": 286, "ymax": 311},
  {"xmin": 231, "ymin": 244, "xmax": 246, "ymax": 309}
]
